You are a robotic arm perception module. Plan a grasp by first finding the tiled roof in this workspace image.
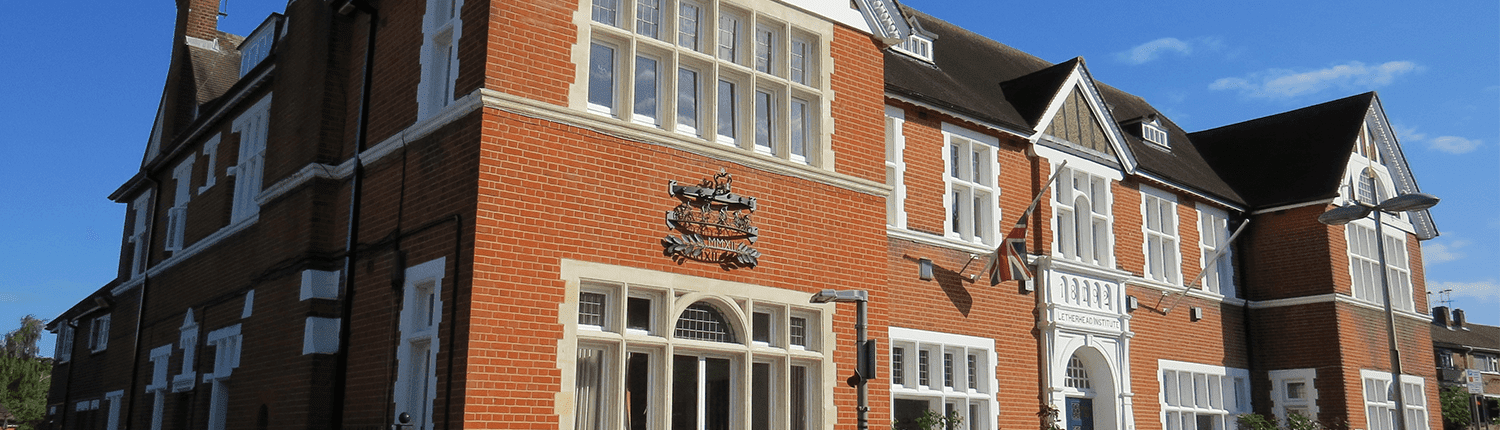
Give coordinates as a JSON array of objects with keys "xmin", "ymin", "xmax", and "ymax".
[{"xmin": 1432, "ymin": 320, "xmax": 1500, "ymax": 354}]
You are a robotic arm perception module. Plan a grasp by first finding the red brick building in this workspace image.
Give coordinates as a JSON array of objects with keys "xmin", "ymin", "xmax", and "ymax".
[{"xmin": 44, "ymin": 1, "xmax": 1443, "ymax": 430}]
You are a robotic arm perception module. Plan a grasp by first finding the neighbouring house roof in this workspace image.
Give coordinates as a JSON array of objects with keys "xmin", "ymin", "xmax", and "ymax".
[
  {"xmin": 884, "ymin": 7, "xmax": 1244, "ymax": 207},
  {"xmin": 1432, "ymin": 320, "xmax": 1500, "ymax": 354},
  {"xmin": 189, "ymin": 32, "xmax": 247, "ymax": 114}
]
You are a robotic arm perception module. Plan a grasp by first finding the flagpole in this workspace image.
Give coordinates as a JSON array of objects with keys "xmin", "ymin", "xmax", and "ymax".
[{"xmin": 1160, "ymin": 219, "xmax": 1250, "ymax": 314}]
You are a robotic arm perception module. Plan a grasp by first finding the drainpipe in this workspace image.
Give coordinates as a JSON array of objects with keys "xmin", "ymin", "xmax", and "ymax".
[
  {"xmin": 331, "ymin": 1, "xmax": 378, "ymax": 430},
  {"xmin": 122, "ymin": 177, "xmax": 161, "ymax": 430}
]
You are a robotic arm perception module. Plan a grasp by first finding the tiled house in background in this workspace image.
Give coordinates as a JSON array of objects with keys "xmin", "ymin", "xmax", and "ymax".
[
  {"xmin": 1431, "ymin": 307, "xmax": 1500, "ymax": 426},
  {"xmin": 44, "ymin": 1, "xmax": 1444, "ymax": 430}
]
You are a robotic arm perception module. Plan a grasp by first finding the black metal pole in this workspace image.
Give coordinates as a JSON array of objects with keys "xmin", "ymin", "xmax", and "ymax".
[{"xmin": 856, "ymin": 299, "xmax": 868, "ymax": 430}]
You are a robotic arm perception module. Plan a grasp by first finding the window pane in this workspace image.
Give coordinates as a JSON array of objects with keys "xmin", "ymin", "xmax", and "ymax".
[
  {"xmin": 675, "ymin": 303, "xmax": 736, "ymax": 343},
  {"xmin": 634, "ymin": 56, "xmax": 659, "ymax": 123},
  {"xmin": 790, "ymin": 38, "xmax": 808, "ymax": 84},
  {"xmin": 790, "ymin": 365, "xmax": 808, "ymax": 430},
  {"xmin": 790, "ymin": 98, "xmax": 808, "ymax": 162},
  {"xmin": 627, "ymin": 352, "xmax": 650, "ymax": 430},
  {"xmin": 918, "ymin": 349, "xmax": 930, "ymax": 386},
  {"xmin": 944, "ymin": 352, "xmax": 954, "ymax": 388},
  {"xmin": 755, "ymin": 90, "xmax": 774, "ymax": 154},
  {"xmin": 588, "ymin": 43, "xmax": 616, "ymax": 113},
  {"xmin": 752, "ymin": 312, "xmax": 771, "ymax": 344},
  {"xmin": 591, "ymin": 0, "xmax": 618, "ymax": 26},
  {"xmin": 718, "ymin": 14, "xmax": 738, "ymax": 62},
  {"xmin": 678, "ymin": 3, "xmax": 700, "ymax": 50},
  {"xmin": 967, "ymin": 354, "xmax": 978, "ymax": 391},
  {"xmin": 677, "ymin": 68, "xmax": 699, "ymax": 132},
  {"xmin": 579, "ymin": 292, "xmax": 606, "ymax": 327},
  {"xmin": 789, "ymin": 317, "xmax": 807, "ymax": 347},
  {"xmin": 635, "ymin": 0, "xmax": 660, "ymax": 38},
  {"xmin": 753, "ymin": 363, "xmax": 771, "ymax": 430},
  {"xmin": 575, "ymin": 347, "xmax": 606, "ymax": 430},
  {"xmin": 755, "ymin": 27, "xmax": 774, "ymax": 73},
  {"xmin": 717, "ymin": 80, "xmax": 736, "ymax": 141},
  {"xmin": 627, "ymin": 297, "xmax": 651, "ymax": 331},
  {"xmin": 891, "ymin": 347, "xmax": 905, "ymax": 386},
  {"xmin": 672, "ymin": 355, "xmax": 698, "ymax": 430}
]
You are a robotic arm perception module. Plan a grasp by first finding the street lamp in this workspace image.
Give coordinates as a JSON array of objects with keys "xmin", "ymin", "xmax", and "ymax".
[
  {"xmin": 811, "ymin": 289, "xmax": 873, "ymax": 430},
  {"xmin": 1319, "ymin": 192, "xmax": 1438, "ymax": 430}
]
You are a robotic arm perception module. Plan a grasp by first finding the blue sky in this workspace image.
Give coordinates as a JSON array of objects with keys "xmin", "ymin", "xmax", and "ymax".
[{"xmin": 1, "ymin": 1, "xmax": 1495, "ymax": 356}]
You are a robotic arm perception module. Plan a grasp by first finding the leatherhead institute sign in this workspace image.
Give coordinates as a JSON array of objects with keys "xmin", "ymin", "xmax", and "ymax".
[{"xmin": 662, "ymin": 169, "xmax": 761, "ymax": 268}]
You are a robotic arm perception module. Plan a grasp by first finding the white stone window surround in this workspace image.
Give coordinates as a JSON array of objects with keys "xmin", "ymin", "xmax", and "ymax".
[
  {"xmin": 229, "ymin": 94, "xmax": 272, "ymax": 224},
  {"xmin": 129, "ymin": 191, "xmax": 153, "ymax": 278},
  {"xmin": 203, "ymin": 324, "xmax": 243, "ymax": 430},
  {"xmin": 1360, "ymin": 369, "xmax": 1430, "ymax": 430},
  {"xmin": 198, "ymin": 134, "xmax": 221, "ymax": 194},
  {"xmin": 1140, "ymin": 185, "xmax": 1180, "ymax": 285},
  {"xmin": 145, "ymin": 344, "xmax": 173, "ymax": 430},
  {"xmin": 103, "ymin": 390, "xmax": 124, "ymax": 430},
  {"xmin": 888, "ymin": 326, "xmax": 998, "ymax": 430},
  {"xmin": 89, "ymin": 314, "xmax": 111, "ymax": 353},
  {"xmin": 1196, "ymin": 205, "xmax": 1235, "ymax": 298},
  {"xmin": 418, "ymin": 0, "xmax": 464, "ymax": 120},
  {"xmin": 1344, "ymin": 218, "xmax": 1414, "ymax": 312},
  {"xmin": 1268, "ymin": 368, "xmax": 1319, "ymax": 424},
  {"xmin": 1044, "ymin": 151, "xmax": 1121, "ymax": 269},
  {"xmin": 575, "ymin": 0, "xmax": 833, "ymax": 169},
  {"xmin": 165, "ymin": 156, "xmax": 195, "ymax": 253},
  {"xmin": 885, "ymin": 105, "xmax": 907, "ymax": 229},
  {"xmin": 173, "ymin": 310, "xmax": 199, "ymax": 393},
  {"xmin": 394, "ymin": 257, "xmax": 447, "ymax": 430},
  {"xmin": 1158, "ymin": 360, "xmax": 1250, "ymax": 430},
  {"xmin": 942, "ymin": 122, "xmax": 1001, "ymax": 246},
  {"xmin": 560, "ymin": 259, "xmax": 829, "ymax": 430},
  {"xmin": 56, "ymin": 322, "xmax": 75, "ymax": 362}
]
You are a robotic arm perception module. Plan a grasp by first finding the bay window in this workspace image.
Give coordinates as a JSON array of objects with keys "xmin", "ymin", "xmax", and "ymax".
[
  {"xmin": 585, "ymin": 0, "xmax": 824, "ymax": 166},
  {"xmin": 571, "ymin": 280, "xmax": 824, "ymax": 430}
]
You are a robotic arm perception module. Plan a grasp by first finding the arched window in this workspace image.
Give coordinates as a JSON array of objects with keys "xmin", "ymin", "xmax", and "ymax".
[
  {"xmin": 1066, "ymin": 354, "xmax": 1092, "ymax": 390},
  {"xmin": 675, "ymin": 302, "xmax": 736, "ymax": 343}
]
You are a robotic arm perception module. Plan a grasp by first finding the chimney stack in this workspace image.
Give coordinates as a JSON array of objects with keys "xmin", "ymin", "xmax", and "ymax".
[
  {"xmin": 1433, "ymin": 306, "xmax": 1450, "ymax": 328},
  {"xmin": 181, "ymin": 0, "xmax": 224, "ymax": 42},
  {"xmin": 1452, "ymin": 308, "xmax": 1466, "ymax": 329}
]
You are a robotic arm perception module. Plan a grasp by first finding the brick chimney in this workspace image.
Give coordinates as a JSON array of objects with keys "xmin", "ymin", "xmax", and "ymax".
[
  {"xmin": 180, "ymin": 0, "xmax": 223, "ymax": 41},
  {"xmin": 1433, "ymin": 306, "xmax": 1450, "ymax": 328},
  {"xmin": 1452, "ymin": 308, "xmax": 1466, "ymax": 329}
]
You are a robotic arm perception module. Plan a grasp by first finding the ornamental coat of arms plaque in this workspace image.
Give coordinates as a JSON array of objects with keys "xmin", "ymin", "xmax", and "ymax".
[{"xmin": 662, "ymin": 169, "xmax": 761, "ymax": 268}]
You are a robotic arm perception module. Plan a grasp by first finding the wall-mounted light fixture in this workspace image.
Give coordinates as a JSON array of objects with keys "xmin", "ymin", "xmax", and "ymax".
[
  {"xmin": 918, "ymin": 258, "xmax": 934, "ymax": 281},
  {"xmin": 1125, "ymin": 295, "xmax": 1139, "ymax": 312},
  {"xmin": 1190, "ymin": 307, "xmax": 1204, "ymax": 322}
]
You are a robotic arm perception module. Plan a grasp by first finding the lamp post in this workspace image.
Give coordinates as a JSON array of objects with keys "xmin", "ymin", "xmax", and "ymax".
[
  {"xmin": 1319, "ymin": 192, "xmax": 1439, "ymax": 430},
  {"xmin": 811, "ymin": 289, "xmax": 872, "ymax": 430}
]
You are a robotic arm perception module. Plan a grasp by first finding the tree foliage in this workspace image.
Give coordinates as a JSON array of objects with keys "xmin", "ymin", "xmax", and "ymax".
[
  {"xmin": 1439, "ymin": 385, "xmax": 1473, "ymax": 429},
  {"xmin": 1, "ymin": 315, "xmax": 50, "ymax": 430}
]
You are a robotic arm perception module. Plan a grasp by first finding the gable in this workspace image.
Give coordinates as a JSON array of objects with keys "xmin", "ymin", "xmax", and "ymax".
[
  {"xmin": 1044, "ymin": 88, "xmax": 1115, "ymax": 157},
  {"xmin": 1339, "ymin": 100, "xmax": 1439, "ymax": 239}
]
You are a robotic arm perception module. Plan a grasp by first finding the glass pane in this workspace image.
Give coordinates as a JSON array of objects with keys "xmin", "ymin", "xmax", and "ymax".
[
  {"xmin": 677, "ymin": 68, "xmax": 698, "ymax": 131},
  {"xmin": 675, "ymin": 303, "xmax": 736, "ymax": 343},
  {"xmin": 790, "ymin": 98, "xmax": 808, "ymax": 161},
  {"xmin": 753, "ymin": 362, "xmax": 770, "ymax": 430},
  {"xmin": 627, "ymin": 352, "xmax": 650, "ymax": 430},
  {"xmin": 678, "ymin": 3, "xmax": 700, "ymax": 50},
  {"xmin": 918, "ymin": 349, "xmax": 930, "ymax": 386},
  {"xmin": 791, "ymin": 365, "xmax": 808, "ymax": 430},
  {"xmin": 635, "ymin": 0, "xmax": 660, "ymax": 38},
  {"xmin": 755, "ymin": 27, "xmax": 774, "ymax": 73},
  {"xmin": 752, "ymin": 312, "xmax": 771, "ymax": 343},
  {"xmin": 891, "ymin": 347, "xmax": 905, "ymax": 385},
  {"xmin": 634, "ymin": 56, "xmax": 659, "ymax": 122},
  {"xmin": 672, "ymin": 355, "xmax": 698, "ymax": 430},
  {"xmin": 717, "ymin": 80, "xmax": 736, "ymax": 141},
  {"xmin": 591, "ymin": 0, "xmax": 618, "ymax": 26},
  {"xmin": 789, "ymin": 317, "xmax": 807, "ymax": 347},
  {"xmin": 575, "ymin": 347, "xmax": 606, "ymax": 430},
  {"xmin": 967, "ymin": 354, "xmax": 978, "ymax": 391},
  {"xmin": 588, "ymin": 44, "xmax": 616, "ymax": 112},
  {"xmin": 718, "ymin": 14, "xmax": 738, "ymax": 62},
  {"xmin": 627, "ymin": 297, "xmax": 651, "ymax": 331},
  {"xmin": 790, "ymin": 39, "xmax": 807, "ymax": 84},
  {"xmin": 705, "ymin": 358, "xmax": 730, "ymax": 430},
  {"xmin": 944, "ymin": 352, "xmax": 954, "ymax": 388},
  {"xmin": 754, "ymin": 90, "xmax": 774, "ymax": 153},
  {"xmin": 579, "ymin": 292, "xmax": 606, "ymax": 327}
]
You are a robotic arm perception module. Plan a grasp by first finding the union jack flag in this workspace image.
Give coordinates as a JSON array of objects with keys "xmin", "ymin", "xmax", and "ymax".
[{"xmin": 986, "ymin": 222, "xmax": 1032, "ymax": 285}]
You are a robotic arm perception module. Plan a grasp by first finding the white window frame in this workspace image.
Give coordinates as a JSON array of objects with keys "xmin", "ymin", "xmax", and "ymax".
[
  {"xmin": 417, "ymin": 0, "xmax": 463, "ymax": 120},
  {"xmin": 885, "ymin": 106, "xmax": 907, "ymax": 229},
  {"xmin": 567, "ymin": 271, "xmax": 826, "ymax": 430},
  {"xmin": 1345, "ymin": 220, "xmax": 1414, "ymax": 311},
  {"xmin": 1142, "ymin": 120, "xmax": 1169, "ymax": 148},
  {"xmin": 1269, "ymin": 368, "xmax": 1318, "ymax": 424},
  {"xmin": 582, "ymin": 0, "xmax": 826, "ymax": 167},
  {"xmin": 1159, "ymin": 360, "xmax": 1251, "ymax": 430},
  {"xmin": 1197, "ymin": 206, "xmax": 1235, "ymax": 297},
  {"xmin": 229, "ymin": 95, "xmax": 272, "ymax": 224},
  {"xmin": 173, "ymin": 310, "xmax": 199, "ymax": 392},
  {"xmin": 1141, "ymin": 186, "xmax": 1180, "ymax": 285},
  {"xmin": 889, "ymin": 327, "xmax": 998, "ymax": 430},
  {"xmin": 103, "ymin": 391, "xmax": 124, "ymax": 430},
  {"xmin": 165, "ymin": 157, "xmax": 195, "ymax": 253},
  {"xmin": 1477, "ymin": 354, "xmax": 1499, "ymax": 373},
  {"xmin": 892, "ymin": 33, "xmax": 934, "ymax": 62},
  {"xmin": 395, "ymin": 258, "xmax": 446, "ymax": 430},
  {"xmin": 203, "ymin": 324, "xmax": 242, "ymax": 430},
  {"xmin": 56, "ymin": 323, "xmax": 75, "ymax": 362},
  {"xmin": 1052, "ymin": 163, "xmax": 1114, "ymax": 267},
  {"xmin": 198, "ymin": 134, "xmax": 220, "ymax": 194},
  {"xmin": 89, "ymin": 314, "xmax": 111, "ymax": 353},
  {"xmin": 129, "ymin": 192, "xmax": 153, "ymax": 278},
  {"xmin": 146, "ymin": 344, "xmax": 174, "ymax": 430},
  {"xmin": 942, "ymin": 123, "xmax": 1000, "ymax": 245},
  {"xmin": 1361, "ymin": 370, "xmax": 1429, "ymax": 430}
]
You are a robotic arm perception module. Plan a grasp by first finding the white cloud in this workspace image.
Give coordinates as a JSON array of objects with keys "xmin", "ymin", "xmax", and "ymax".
[
  {"xmin": 1429, "ymin": 279, "xmax": 1500, "ymax": 303},
  {"xmin": 1209, "ymin": 61, "xmax": 1421, "ymax": 99},
  {"xmin": 0, "ymin": 293, "xmax": 19, "ymax": 302},
  {"xmin": 1421, "ymin": 240, "xmax": 1468, "ymax": 264},
  {"xmin": 1428, "ymin": 136, "xmax": 1482, "ymax": 154},
  {"xmin": 1117, "ymin": 37, "xmax": 1226, "ymax": 65},
  {"xmin": 1389, "ymin": 124, "xmax": 1482, "ymax": 155}
]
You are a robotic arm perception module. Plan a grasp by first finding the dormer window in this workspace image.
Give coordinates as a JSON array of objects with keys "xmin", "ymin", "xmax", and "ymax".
[
  {"xmin": 893, "ymin": 34, "xmax": 933, "ymax": 62},
  {"xmin": 1142, "ymin": 119, "xmax": 1169, "ymax": 148}
]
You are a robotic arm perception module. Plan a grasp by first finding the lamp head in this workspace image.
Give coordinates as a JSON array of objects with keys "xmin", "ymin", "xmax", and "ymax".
[
  {"xmin": 1318, "ymin": 204, "xmax": 1372, "ymax": 225},
  {"xmin": 1375, "ymin": 192, "xmax": 1439, "ymax": 212},
  {"xmin": 810, "ymin": 289, "xmax": 868, "ymax": 304}
]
